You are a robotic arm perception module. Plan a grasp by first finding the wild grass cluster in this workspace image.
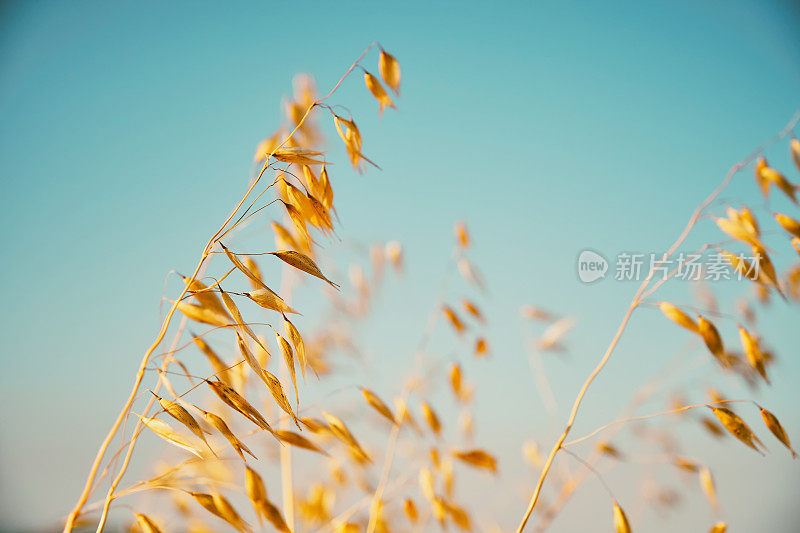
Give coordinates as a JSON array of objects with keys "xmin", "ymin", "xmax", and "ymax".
[{"xmin": 64, "ymin": 44, "xmax": 800, "ymax": 533}]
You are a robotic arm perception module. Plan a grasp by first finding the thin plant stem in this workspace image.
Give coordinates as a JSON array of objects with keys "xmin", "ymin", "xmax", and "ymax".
[
  {"xmin": 64, "ymin": 44, "xmax": 377, "ymax": 532},
  {"xmin": 563, "ymin": 399, "xmax": 752, "ymax": 448},
  {"xmin": 515, "ymin": 109, "xmax": 800, "ymax": 533}
]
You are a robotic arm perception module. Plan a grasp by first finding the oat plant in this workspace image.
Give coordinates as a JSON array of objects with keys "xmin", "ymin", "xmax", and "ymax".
[{"xmin": 64, "ymin": 44, "xmax": 800, "ymax": 533}]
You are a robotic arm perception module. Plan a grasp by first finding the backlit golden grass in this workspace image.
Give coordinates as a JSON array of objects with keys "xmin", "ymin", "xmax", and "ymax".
[{"xmin": 64, "ymin": 44, "xmax": 800, "ymax": 533}]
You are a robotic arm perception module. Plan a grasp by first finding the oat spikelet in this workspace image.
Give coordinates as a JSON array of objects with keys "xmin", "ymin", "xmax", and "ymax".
[
  {"xmin": 220, "ymin": 289, "xmax": 273, "ymax": 360},
  {"xmin": 245, "ymin": 466, "xmax": 267, "ymax": 519},
  {"xmin": 246, "ymin": 287, "xmax": 298, "ymax": 314},
  {"xmin": 300, "ymin": 417, "xmax": 330, "ymax": 434},
  {"xmin": 454, "ymin": 221, "xmax": 470, "ymax": 249},
  {"xmin": 273, "ymin": 328, "xmax": 299, "ymax": 407},
  {"xmin": 193, "ymin": 335, "xmax": 235, "ymax": 388},
  {"xmin": 219, "ymin": 244, "xmax": 298, "ymax": 314},
  {"xmin": 258, "ymin": 498, "xmax": 291, "ymax": 533},
  {"xmin": 189, "ymin": 491, "xmax": 228, "ymax": 522},
  {"xmin": 419, "ymin": 467, "xmax": 435, "ymax": 501},
  {"xmin": 738, "ymin": 325, "xmax": 769, "ymax": 383},
  {"xmin": 612, "ymin": 501, "xmax": 631, "ymax": 533},
  {"xmin": 135, "ymin": 513, "xmax": 162, "ymax": 533},
  {"xmin": 755, "ymin": 156, "xmax": 798, "ymax": 203},
  {"xmin": 378, "ymin": 49, "xmax": 401, "ymax": 95},
  {"xmin": 715, "ymin": 211, "xmax": 764, "ymax": 248},
  {"xmin": 363, "ymin": 70, "xmax": 395, "ymax": 115},
  {"xmin": 475, "ymin": 337, "xmax": 488, "ymax": 357},
  {"xmin": 697, "ymin": 316, "xmax": 725, "ymax": 361},
  {"xmin": 231, "ymin": 330, "xmax": 271, "ymax": 391},
  {"xmin": 220, "ymin": 243, "xmax": 266, "ymax": 288},
  {"xmin": 774, "ymin": 212, "xmax": 800, "ymax": 239},
  {"xmin": 442, "ymin": 305, "xmax": 466, "ymax": 334},
  {"xmin": 791, "ymin": 138, "xmax": 800, "ymax": 170},
  {"xmin": 758, "ymin": 406, "xmax": 797, "ymax": 458},
  {"xmin": 272, "ymin": 146, "xmax": 326, "ymax": 166},
  {"xmin": 152, "ymin": 393, "xmax": 214, "ymax": 454},
  {"xmin": 333, "ymin": 115, "xmax": 372, "ymax": 170},
  {"xmin": 182, "ymin": 275, "xmax": 230, "ymax": 318},
  {"xmin": 596, "ymin": 442, "xmax": 622, "ymax": 459},
  {"xmin": 177, "ymin": 301, "xmax": 230, "ymax": 327},
  {"xmin": 361, "ymin": 388, "xmax": 396, "ymax": 424},
  {"xmin": 395, "ymin": 397, "xmax": 421, "ymax": 434},
  {"xmin": 699, "ymin": 467, "xmax": 718, "ymax": 511},
  {"xmin": 462, "ymin": 300, "xmax": 483, "ymax": 322},
  {"xmin": 136, "ymin": 414, "xmax": 205, "ymax": 458},
  {"xmin": 538, "ymin": 316, "xmax": 576, "ymax": 351},
  {"xmin": 708, "ymin": 406, "xmax": 765, "ymax": 453},
  {"xmin": 272, "ymin": 220, "xmax": 299, "ymax": 251},
  {"xmin": 673, "ymin": 457, "xmax": 699, "ymax": 472},
  {"xmin": 752, "ymin": 245, "xmax": 786, "ymax": 298},
  {"xmin": 452, "ymin": 449, "xmax": 498, "ymax": 473},
  {"xmin": 283, "ymin": 314, "xmax": 307, "ymax": 380},
  {"xmin": 449, "ymin": 363, "xmax": 463, "ymax": 400},
  {"xmin": 205, "ymin": 379, "xmax": 275, "ymax": 436},
  {"xmin": 520, "ymin": 305, "xmax": 553, "ymax": 321},
  {"xmin": 201, "ymin": 409, "xmax": 256, "ymax": 461},
  {"xmin": 421, "ymin": 401, "xmax": 442, "ymax": 435},
  {"xmin": 443, "ymin": 499, "xmax": 472, "ymax": 531},
  {"xmin": 404, "ymin": 498, "xmax": 419, "ymax": 523},
  {"xmin": 659, "ymin": 302, "xmax": 699, "ymax": 333},
  {"xmin": 270, "ymin": 250, "xmax": 340, "ymax": 289},
  {"xmin": 720, "ymin": 250, "xmax": 759, "ymax": 281},
  {"xmin": 253, "ymin": 129, "xmax": 281, "ymax": 162},
  {"xmin": 276, "ymin": 430, "xmax": 327, "ymax": 455},
  {"xmin": 211, "ymin": 491, "xmax": 251, "ymax": 533},
  {"xmin": 322, "ymin": 411, "xmax": 371, "ymax": 463},
  {"xmin": 263, "ymin": 369, "xmax": 301, "ymax": 427},
  {"xmin": 243, "ymin": 257, "xmax": 264, "ymax": 291},
  {"xmin": 709, "ymin": 522, "xmax": 727, "ymax": 533},
  {"xmin": 385, "ymin": 241, "xmax": 403, "ymax": 271},
  {"xmin": 700, "ymin": 416, "xmax": 726, "ymax": 438}
]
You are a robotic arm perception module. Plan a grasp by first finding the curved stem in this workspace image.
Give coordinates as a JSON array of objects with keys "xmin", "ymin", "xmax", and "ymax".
[
  {"xmin": 515, "ymin": 297, "xmax": 642, "ymax": 532},
  {"xmin": 93, "ymin": 313, "xmax": 192, "ymax": 531},
  {"xmin": 515, "ymin": 109, "xmax": 800, "ymax": 532},
  {"xmin": 563, "ymin": 399, "xmax": 752, "ymax": 448},
  {"xmin": 64, "ymin": 43, "xmax": 377, "ymax": 532}
]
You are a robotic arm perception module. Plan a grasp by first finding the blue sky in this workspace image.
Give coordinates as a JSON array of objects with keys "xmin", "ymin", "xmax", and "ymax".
[{"xmin": 1, "ymin": 1, "xmax": 799, "ymax": 531}]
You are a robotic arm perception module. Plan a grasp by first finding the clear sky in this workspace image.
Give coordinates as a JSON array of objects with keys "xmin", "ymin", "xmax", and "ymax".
[{"xmin": 1, "ymin": 1, "xmax": 799, "ymax": 531}]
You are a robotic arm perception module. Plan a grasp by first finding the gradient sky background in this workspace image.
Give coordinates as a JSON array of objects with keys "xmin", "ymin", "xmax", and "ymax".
[{"xmin": 1, "ymin": 1, "xmax": 800, "ymax": 531}]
